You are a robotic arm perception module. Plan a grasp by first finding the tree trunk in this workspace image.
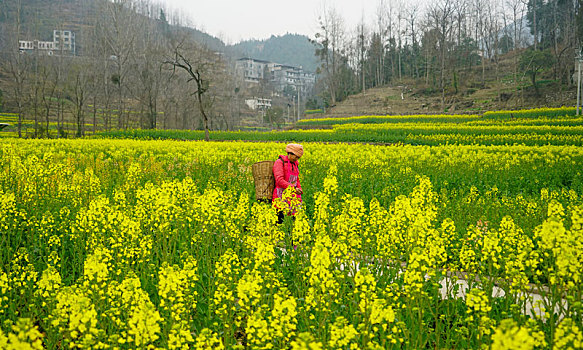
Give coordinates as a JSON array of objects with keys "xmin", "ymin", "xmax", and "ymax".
[
  {"xmin": 93, "ymin": 96, "xmax": 97, "ymax": 135},
  {"xmin": 532, "ymin": 0, "xmax": 537, "ymax": 50},
  {"xmin": 196, "ymin": 85, "xmax": 209, "ymax": 141},
  {"xmin": 531, "ymin": 72, "xmax": 539, "ymax": 95}
]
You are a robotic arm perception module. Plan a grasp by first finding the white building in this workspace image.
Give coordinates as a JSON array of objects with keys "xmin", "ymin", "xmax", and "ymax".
[
  {"xmin": 53, "ymin": 30, "xmax": 75, "ymax": 53},
  {"xmin": 245, "ymin": 97, "xmax": 272, "ymax": 111},
  {"xmin": 19, "ymin": 40, "xmax": 55, "ymax": 53},
  {"xmin": 19, "ymin": 30, "xmax": 76, "ymax": 55}
]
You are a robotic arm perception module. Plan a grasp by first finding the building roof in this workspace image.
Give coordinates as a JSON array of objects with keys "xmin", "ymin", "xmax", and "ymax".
[{"xmin": 236, "ymin": 57, "xmax": 272, "ymax": 64}]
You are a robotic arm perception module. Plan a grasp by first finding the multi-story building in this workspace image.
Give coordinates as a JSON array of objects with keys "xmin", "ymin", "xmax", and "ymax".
[
  {"xmin": 270, "ymin": 64, "xmax": 301, "ymax": 90},
  {"xmin": 235, "ymin": 58, "xmax": 315, "ymax": 97},
  {"xmin": 236, "ymin": 58, "xmax": 271, "ymax": 83},
  {"xmin": 53, "ymin": 30, "xmax": 75, "ymax": 53},
  {"xmin": 19, "ymin": 30, "xmax": 76, "ymax": 56}
]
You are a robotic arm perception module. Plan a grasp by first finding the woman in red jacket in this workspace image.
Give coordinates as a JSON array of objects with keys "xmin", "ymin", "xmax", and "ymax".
[{"xmin": 273, "ymin": 143, "xmax": 303, "ymax": 224}]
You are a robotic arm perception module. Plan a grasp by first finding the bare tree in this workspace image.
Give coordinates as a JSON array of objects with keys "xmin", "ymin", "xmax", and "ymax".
[
  {"xmin": 395, "ymin": 0, "xmax": 406, "ymax": 82},
  {"xmin": 68, "ymin": 58, "xmax": 90, "ymax": 137},
  {"xmin": 165, "ymin": 41, "xmax": 221, "ymax": 141},
  {"xmin": 356, "ymin": 16, "xmax": 369, "ymax": 93},
  {"xmin": 4, "ymin": 0, "xmax": 29, "ymax": 138},
  {"xmin": 28, "ymin": 53, "xmax": 42, "ymax": 138},
  {"xmin": 472, "ymin": 0, "xmax": 489, "ymax": 86},
  {"xmin": 39, "ymin": 58, "xmax": 59, "ymax": 137},
  {"xmin": 313, "ymin": 3, "xmax": 347, "ymax": 106},
  {"xmin": 132, "ymin": 9, "xmax": 166, "ymax": 129},
  {"xmin": 405, "ymin": 3, "xmax": 421, "ymax": 79},
  {"xmin": 530, "ymin": 0, "xmax": 538, "ymax": 50},
  {"xmin": 506, "ymin": 0, "xmax": 527, "ymax": 88},
  {"xmin": 97, "ymin": 0, "xmax": 139, "ymax": 129},
  {"xmin": 427, "ymin": 0, "xmax": 455, "ymax": 109},
  {"xmin": 451, "ymin": 0, "xmax": 469, "ymax": 80},
  {"xmin": 374, "ymin": 0, "xmax": 392, "ymax": 86},
  {"xmin": 486, "ymin": 0, "xmax": 504, "ymax": 82}
]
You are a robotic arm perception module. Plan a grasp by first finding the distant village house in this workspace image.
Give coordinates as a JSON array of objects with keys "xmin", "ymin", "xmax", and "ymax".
[
  {"xmin": 245, "ymin": 97, "xmax": 272, "ymax": 111},
  {"xmin": 19, "ymin": 30, "xmax": 76, "ymax": 56}
]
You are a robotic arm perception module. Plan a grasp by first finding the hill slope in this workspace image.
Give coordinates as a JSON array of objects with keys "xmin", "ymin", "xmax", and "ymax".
[
  {"xmin": 0, "ymin": 1, "xmax": 318, "ymax": 72},
  {"xmin": 323, "ymin": 81, "xmax": 577, "ymax": 117},
  {"xmin": 229, "ymin": 34, "xmax": 319, "ymax": 72},
  {"xmin": 323, "ymin": 50, "xmax": 577, "ymax": 117}
]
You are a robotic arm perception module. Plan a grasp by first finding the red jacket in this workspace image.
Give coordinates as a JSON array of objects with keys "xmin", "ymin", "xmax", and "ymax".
[{"xmin": 272, "ymin": 155, "xmax": 302, "ymax": 202}]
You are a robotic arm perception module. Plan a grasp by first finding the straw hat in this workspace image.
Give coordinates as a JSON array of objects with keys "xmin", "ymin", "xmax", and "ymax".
[{"xmin": 286, "ymin": 143, "xmax": 304, "ymax": 157}]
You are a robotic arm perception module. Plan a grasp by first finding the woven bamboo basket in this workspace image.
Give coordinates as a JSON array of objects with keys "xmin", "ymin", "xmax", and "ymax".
[{"xmin": 252, "ymin": 160, "xmax": 275, "ymax": 200}]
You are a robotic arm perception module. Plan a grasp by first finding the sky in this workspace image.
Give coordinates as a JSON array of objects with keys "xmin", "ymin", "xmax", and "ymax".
[{"xmin": 158, "ymin": 0, "xmax": 412, "ymax": 44}]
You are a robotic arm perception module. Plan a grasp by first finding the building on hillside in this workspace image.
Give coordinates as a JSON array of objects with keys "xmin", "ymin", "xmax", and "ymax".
[
  {"xmin": 236, "ymin": 58, "xmax": 271, "ymax": 83},
  {"xmin": 245, "ymin": 97, "xmax": 272, "ymax": 111},
  {"xmin": 53, "ymin": 30, "xmax": 76, "ymax": 53},
  {"xmin": 270, "ymin": 63, "xmax": 301, "ymax": 90},
  {"xmin": 19, "ymin": 40, "xmax": 55, "ymax": 53},
  {"xmin": 235, "ymin": 58, "xmax": 315, "ymax": 97},
  {"xmin": 19, "ymin": 30, "xmax": 76, "ymax": 56}
]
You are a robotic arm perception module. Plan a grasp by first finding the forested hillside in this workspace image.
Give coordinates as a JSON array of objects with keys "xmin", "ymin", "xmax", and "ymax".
[
  {"xmin": 230, "ymin": 34, "xmax": 319, "ymax": 72},
  {"xmin": 0, "ymin": 0, "xmax": 226, "ymax": 54},
  {"xmin": 0, "ymin": 1, "xmax": 318, "ymax": 72},
  {"xmin": 311, "ymin": 0, "xmax": 582, "ymax": 109}
]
